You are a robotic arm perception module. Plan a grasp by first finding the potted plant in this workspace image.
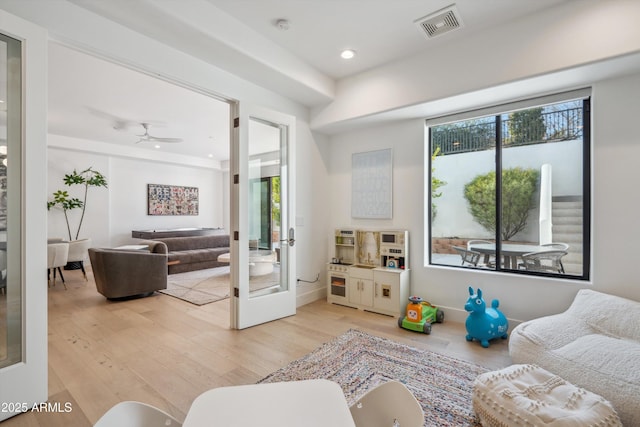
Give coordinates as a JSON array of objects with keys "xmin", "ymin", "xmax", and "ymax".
[{"xmin": 47, "ymin": 167, "xmax": 108, "ymax": 267}]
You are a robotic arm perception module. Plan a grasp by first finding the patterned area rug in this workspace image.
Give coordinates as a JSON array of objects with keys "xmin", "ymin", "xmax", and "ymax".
[
  {"xmin": 159, "ymin": 266, "xmax": 279, "ymax": 305},
  {"xmin": 258, "ymin": 329, "xmax": 487, "ymax": 426}
]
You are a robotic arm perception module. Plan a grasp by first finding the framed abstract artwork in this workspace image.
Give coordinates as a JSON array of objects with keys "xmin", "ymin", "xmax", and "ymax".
[
  {"xmin": 147, "ymin": 184, "xmax": 199, "ymax": 216},
  {"xmin": 351, "ymin": 148, "xmax": 393, "ymax": 219}
]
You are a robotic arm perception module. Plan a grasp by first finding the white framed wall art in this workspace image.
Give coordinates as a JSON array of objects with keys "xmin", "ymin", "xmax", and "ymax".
[{"xmin": 351, "ymin": 148, "xmax": 393, "ymax": 219}]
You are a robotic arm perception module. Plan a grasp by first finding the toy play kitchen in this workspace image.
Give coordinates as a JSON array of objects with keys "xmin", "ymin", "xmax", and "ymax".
[{"xmin": 327, "ymin": 229, "xmax": 410, "ymax": 317}]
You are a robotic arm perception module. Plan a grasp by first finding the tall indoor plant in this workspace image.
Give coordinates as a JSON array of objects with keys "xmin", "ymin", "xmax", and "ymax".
[{"xmin": 47, "ymin": 167, "xmax": 108, "ymax": 241}]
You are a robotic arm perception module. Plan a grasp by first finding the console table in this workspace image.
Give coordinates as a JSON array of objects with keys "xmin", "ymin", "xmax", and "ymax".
[{"xmin": 131, "ymin": 228, "xmax": 224, "ymax": 239}]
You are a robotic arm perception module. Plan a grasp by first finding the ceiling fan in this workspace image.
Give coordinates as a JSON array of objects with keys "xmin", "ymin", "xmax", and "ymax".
[{"xmin": 135, "ymin": 123, "xmax": 183, "ymax": 143}]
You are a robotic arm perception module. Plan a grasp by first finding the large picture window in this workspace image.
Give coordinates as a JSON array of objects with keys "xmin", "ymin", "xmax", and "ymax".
[{"xmin": 427, "ymin": 90, "xmax": 590, "ymax": 279}]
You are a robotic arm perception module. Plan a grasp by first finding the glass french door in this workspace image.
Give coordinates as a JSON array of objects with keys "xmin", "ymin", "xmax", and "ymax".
[
  {"xmin": 230, "ymin": 103, "xmax": 296, "ymax": 329},
  {"xmin": 0, "ymin": 10, "xmax": 48, "ymax": 421}
]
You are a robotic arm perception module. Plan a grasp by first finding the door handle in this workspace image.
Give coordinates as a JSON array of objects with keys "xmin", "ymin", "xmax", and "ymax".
[{"xmin": 280, "ymin": 227, "xmax": 295, "ymax": 247}]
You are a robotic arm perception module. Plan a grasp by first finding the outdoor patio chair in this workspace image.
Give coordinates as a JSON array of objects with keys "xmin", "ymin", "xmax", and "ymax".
[
  {"xmin": 541, "ymin": 242, "xmax": 569, "ymax": 272},
  {"xmin": 467, "ymin": 240, "xmax": 496, "ymax": 266},
  {"xmin": 520, "ymin": 250, "xmax": 568, "ymax": 274},
  {"xmin": 452, "ymin": 245, "xmax": 482, "ymax": 267}
]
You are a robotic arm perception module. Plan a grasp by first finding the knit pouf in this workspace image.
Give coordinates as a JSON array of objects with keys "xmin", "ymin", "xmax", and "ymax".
[{"xmin": 472, "ymin": 364, "xmax": 621, "ymax": 427}]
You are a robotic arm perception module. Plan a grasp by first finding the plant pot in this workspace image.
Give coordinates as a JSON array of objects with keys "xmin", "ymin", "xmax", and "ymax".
[{"xmin": 64, "ymin": 261, "xmax": 83, "ymax": 270}]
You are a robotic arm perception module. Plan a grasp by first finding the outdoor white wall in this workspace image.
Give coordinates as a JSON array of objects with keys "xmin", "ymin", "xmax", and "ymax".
[
  {"xmin": 328, "ymin": 71, "xmax": 640, "ymax": 322},
  {"xmin": 432, "ymin": 140, "xmax": 583, "ymax": 240}
]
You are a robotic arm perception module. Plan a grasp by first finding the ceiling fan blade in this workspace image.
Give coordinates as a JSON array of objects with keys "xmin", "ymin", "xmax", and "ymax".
[
  {"xmin": 148, "ymin": 136, "xmax": 183, "ymax": 143},
  {"xmin": 134, "ymin": 123, "xmax": 182, "ymax": 143}
]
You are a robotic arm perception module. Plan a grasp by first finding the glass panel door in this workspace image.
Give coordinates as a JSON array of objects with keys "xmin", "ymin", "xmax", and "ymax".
[
  {"xmin": 0, "ymin": 30, "xmax": 21, "ymax": 372},
  {"xmin": 230, "ymin": 104, "xmax": 296, "ymax": 329}
]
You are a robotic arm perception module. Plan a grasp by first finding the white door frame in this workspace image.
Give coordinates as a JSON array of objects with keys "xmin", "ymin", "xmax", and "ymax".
[{"xmin": 0, "ymin": 9, "xmax": 48, "ymax": 421}]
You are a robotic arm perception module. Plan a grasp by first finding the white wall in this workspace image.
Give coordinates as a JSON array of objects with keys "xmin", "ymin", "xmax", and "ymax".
[
  {"xmin": 47, "ymin": 139, "xmax": 224, "ymax": 248},
  {"xmin": 327, "ymin": 71, "xmax": 640, "ymax": 323}
]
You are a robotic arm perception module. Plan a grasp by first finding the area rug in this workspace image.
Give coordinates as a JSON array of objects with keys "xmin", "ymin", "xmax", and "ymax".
[
  {"xmin": 258, "ymin": 329, "xmax": 488, "ymax": 426},
  {"xmin": 159, "ymin": 266, "xmax": 279, "ymax": 305}
]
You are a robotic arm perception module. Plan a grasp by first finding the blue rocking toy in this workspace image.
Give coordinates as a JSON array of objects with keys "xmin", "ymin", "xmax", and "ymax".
[{"xmin": 464, "ymin": 286, "xmax": 508, "ymax": 348}]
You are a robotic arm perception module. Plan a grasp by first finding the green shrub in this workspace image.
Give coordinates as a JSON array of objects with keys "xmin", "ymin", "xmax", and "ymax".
[
  {"xmin": 464, "ymin": 167, "xmax": 539, "ymax": 241},
  {"xmin": 431, "ymin": 146, "xmax": 446, "ymax": 220},
  {"xmin": 507, "ymin": 108, "xmax": 545, "ymax": 144}
]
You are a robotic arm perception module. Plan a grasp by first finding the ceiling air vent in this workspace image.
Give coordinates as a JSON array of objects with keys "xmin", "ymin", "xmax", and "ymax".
[{"xmin": 415, "ymin": 4, "xmax": 463, "ymax": 39}]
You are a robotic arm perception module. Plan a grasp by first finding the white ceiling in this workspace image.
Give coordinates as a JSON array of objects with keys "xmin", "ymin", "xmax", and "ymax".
[
  {"xmin": 48, "ymin": 0, "xmax": 578, "ymax": 161},
  {"xmin": 206, "ymin": 0, "xmax": 572, "ymax": 80}
]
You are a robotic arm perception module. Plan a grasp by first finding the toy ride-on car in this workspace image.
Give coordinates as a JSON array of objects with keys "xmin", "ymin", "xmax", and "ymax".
[{"xmin": 398, "ymin": 296, "xmax": 444, "ymax": 334}]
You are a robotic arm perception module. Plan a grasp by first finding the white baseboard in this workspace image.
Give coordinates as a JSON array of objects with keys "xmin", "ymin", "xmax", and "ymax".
[{"xmin": 297, "ymin": 284, "xmax": 326, "ymax": 307}]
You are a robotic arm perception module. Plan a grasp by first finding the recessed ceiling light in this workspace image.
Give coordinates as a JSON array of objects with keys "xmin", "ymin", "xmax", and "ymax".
[
  {"xmin": 154, "ymin": 144, "xmax": 161, "ymax": 149},
  {"xmin": 341, "ymin": 49, "xmax": 356, "ymax": 59}
]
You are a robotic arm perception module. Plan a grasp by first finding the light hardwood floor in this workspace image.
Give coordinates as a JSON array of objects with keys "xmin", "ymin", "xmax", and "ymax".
[{"xmin": 3, "ymin": 267, "xmax": 512, "ymax": 426}]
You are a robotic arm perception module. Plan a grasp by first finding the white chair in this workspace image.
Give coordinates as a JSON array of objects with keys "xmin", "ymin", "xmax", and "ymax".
[
  {"xmin": 94, "ymin": 401, "xmax": 181, "ymax": 427},
  {"xmin": 66, "ymin": 238, "xmax": 92, "ymax": 280},
  {"xmin": 349, "ymin": 381, "xmax": 424, "ymax": 427},
  {"xmin": 47, "ymin": 242, "xmax": 69, "ymax": 289}
]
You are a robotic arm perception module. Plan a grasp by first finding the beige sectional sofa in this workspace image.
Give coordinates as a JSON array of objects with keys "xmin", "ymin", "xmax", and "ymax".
[
  {"xmin": 509, "ymin": 289, "xmax": 640, "ymax": 426},
  {"xmin": 139, "ymin": 234, "xmax": 230, "ymax": 274}
]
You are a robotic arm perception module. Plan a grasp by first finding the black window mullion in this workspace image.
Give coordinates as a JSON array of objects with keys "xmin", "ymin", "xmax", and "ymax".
[{"xmin": 581, "ymin": 98, "xmax": 591, "ymax": 280}]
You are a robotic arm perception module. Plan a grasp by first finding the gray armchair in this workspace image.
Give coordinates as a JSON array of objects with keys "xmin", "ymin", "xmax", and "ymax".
[{"xmin": 88, "ymin": 248, "xmax": 168, "ymax": 300}]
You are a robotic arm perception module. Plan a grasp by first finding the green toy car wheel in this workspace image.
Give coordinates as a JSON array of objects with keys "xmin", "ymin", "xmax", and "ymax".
[{"xmin": 423, "ymin": 322, "xmax": 432, "ymax": 334}]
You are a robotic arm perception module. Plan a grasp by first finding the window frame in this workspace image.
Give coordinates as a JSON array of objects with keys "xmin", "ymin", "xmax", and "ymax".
[{"xmin": 426, "ymin": 90, "xmax": 591, "ymax": 280}]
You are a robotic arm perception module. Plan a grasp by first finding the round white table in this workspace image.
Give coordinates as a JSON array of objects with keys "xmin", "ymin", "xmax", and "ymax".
[
  {"xmin": 469, "ymin": 243, "xmax": 548, "ymax": 269},
  {"xmin": 182, "ymin": 379, "xmax": 356, "ymax": 427}
]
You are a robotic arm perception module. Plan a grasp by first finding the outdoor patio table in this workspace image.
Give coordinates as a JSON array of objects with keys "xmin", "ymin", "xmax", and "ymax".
[
  {"xmin": 468, "ymin": 243, "xmax": 548, "ymax": 269},
  {"xmin": 182, "ymin": 379, "xmax": 356, "ymax": 427}
]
